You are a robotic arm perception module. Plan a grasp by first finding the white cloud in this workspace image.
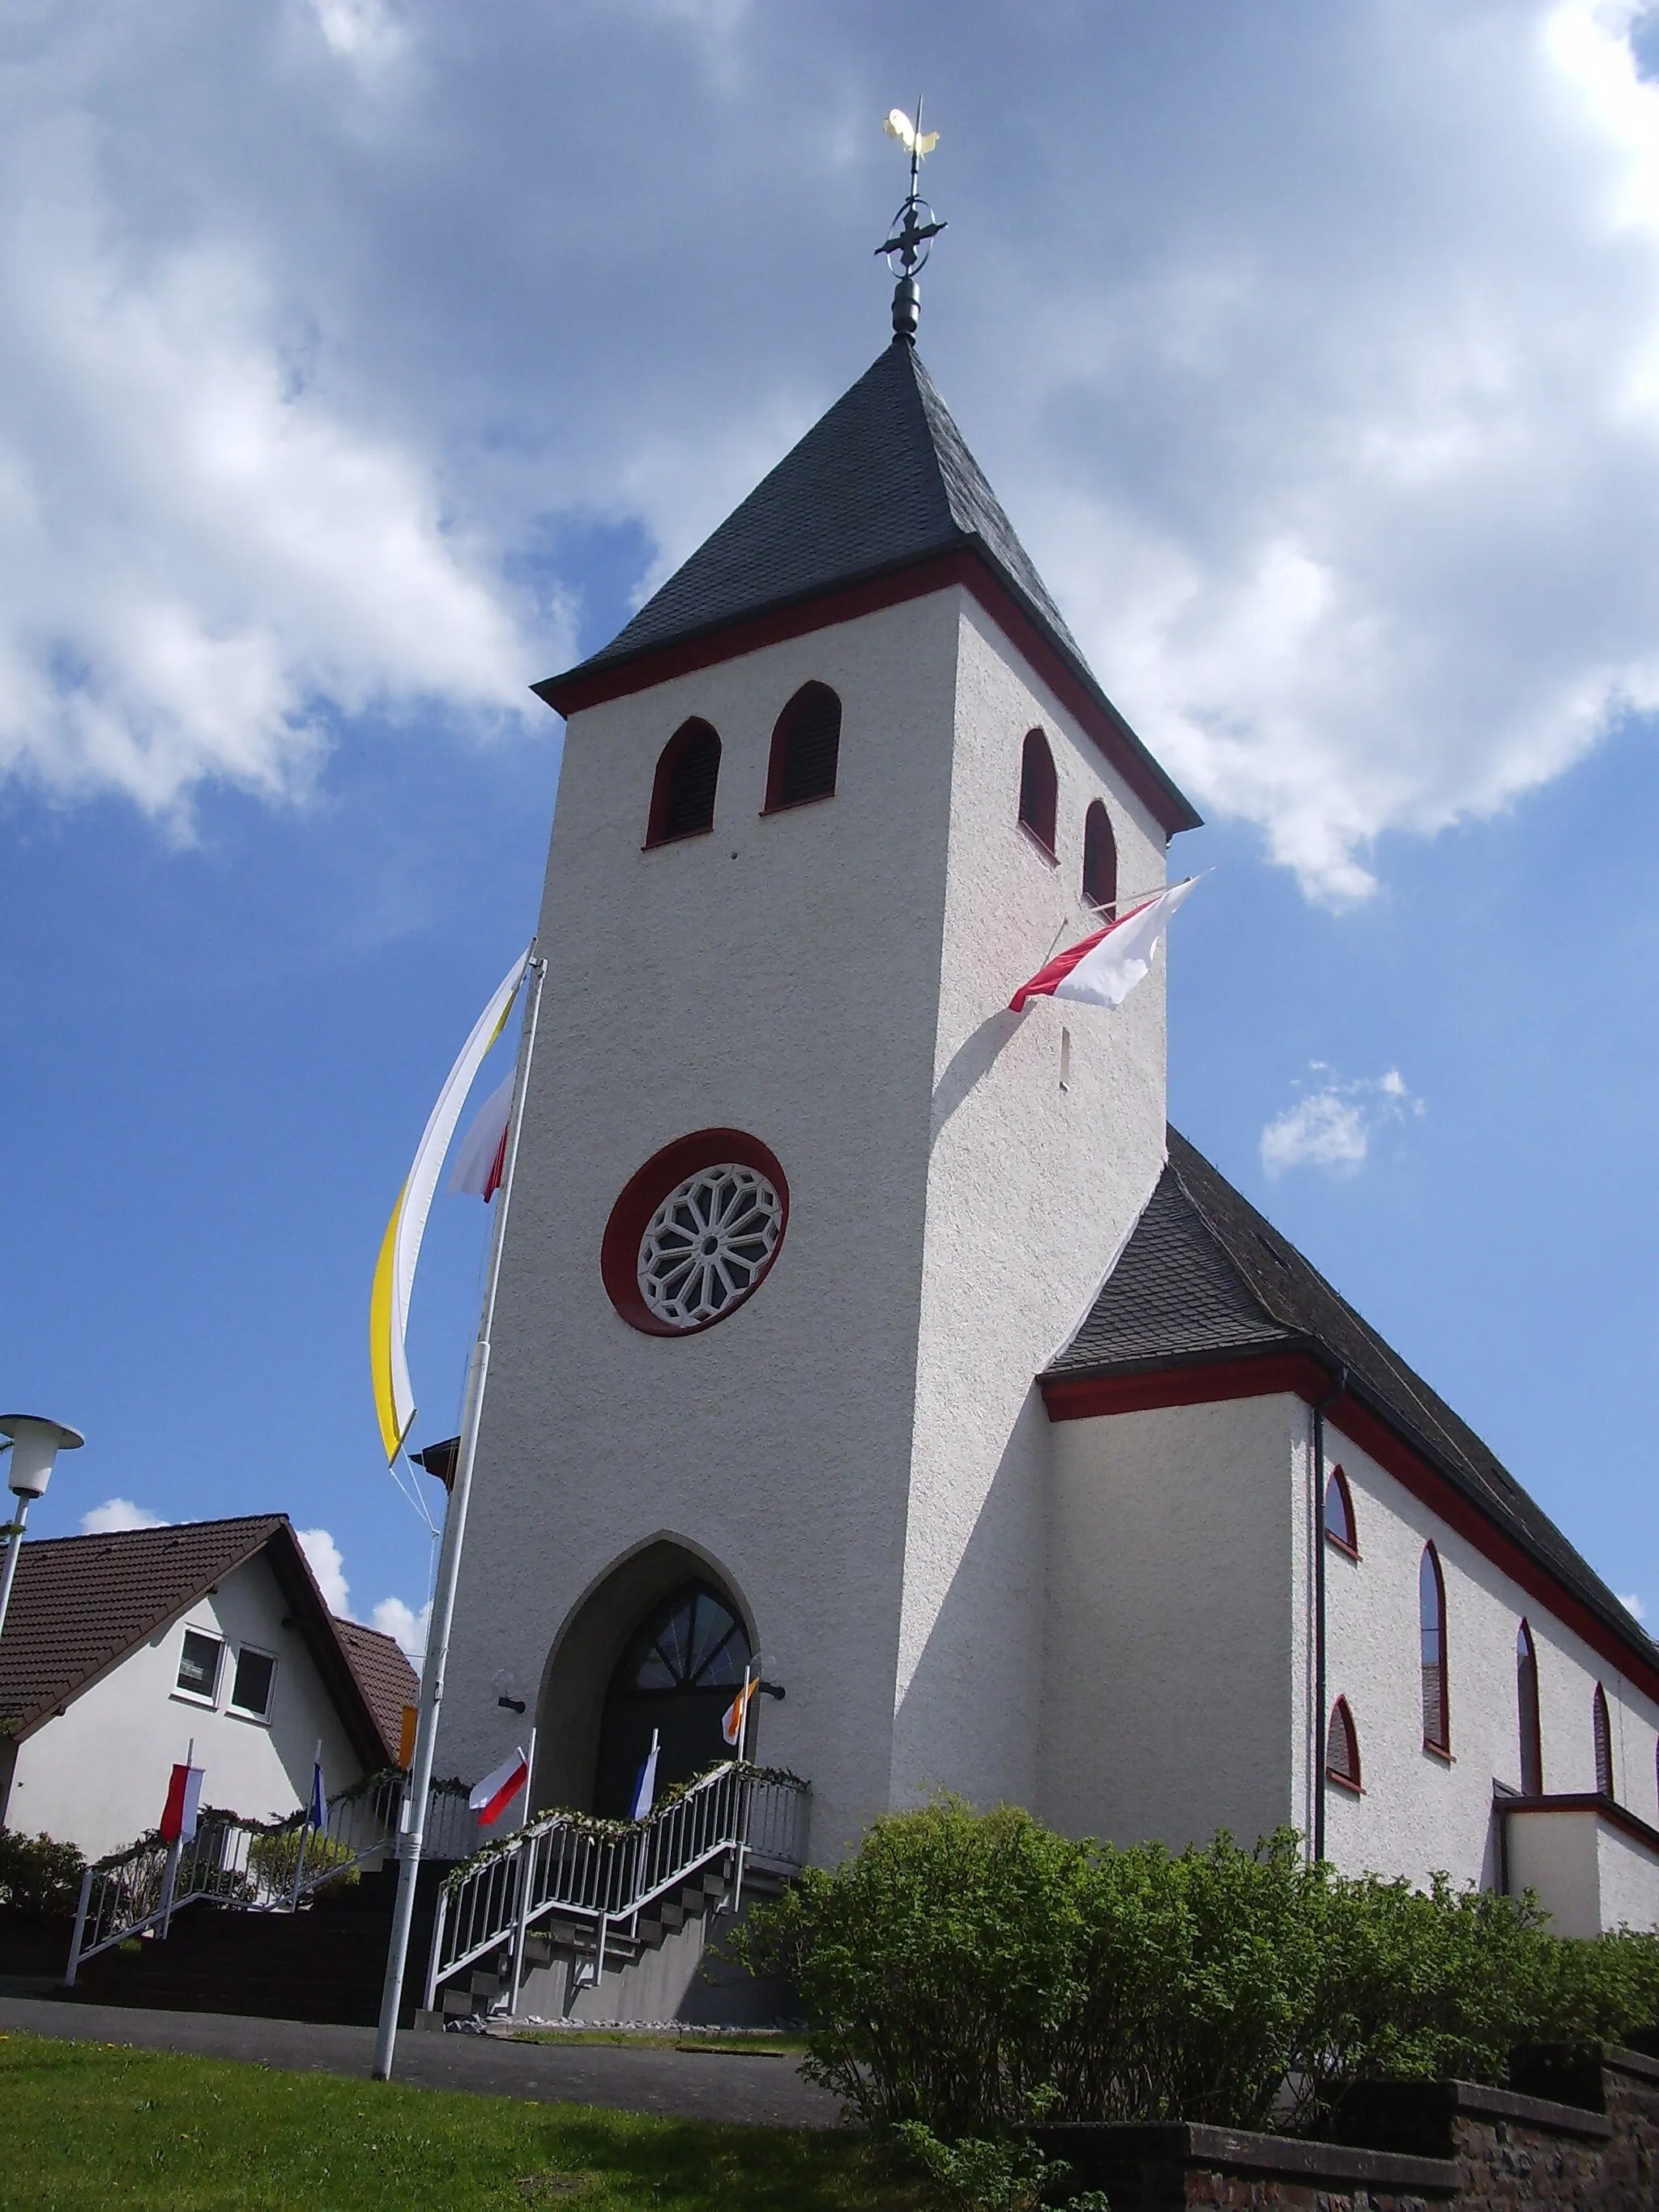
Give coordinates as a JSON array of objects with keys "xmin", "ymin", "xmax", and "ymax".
[
  {"xmin": 1619, "ymin": 1590, "xmax": 1648, "ymax": 1622},
  {"xmin": 79, "ymin": 1497, "xmax": 167, "ymax": 1534},
  {"xmin": 296, "ymin": 1525, "xmax": 351, "ymax": 1615},
  {"xmin": 372, "ymin": 1595, "xmax": 431, "ymax": 1664},
  {"xmin": 1261, "ymin": 1064, "xmax": 1423, "ymax": 1177}
]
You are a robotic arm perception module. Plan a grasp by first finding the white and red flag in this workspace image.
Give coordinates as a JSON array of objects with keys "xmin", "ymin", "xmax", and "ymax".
[
  {"xmin": 1009, "ymin": 879, "xmax": 1199, "ymax": 1014},
  {"xmin": 470, "ymin": 1747, "xmax": 528, "ymax": 1827},
  {"xmin": 450, "ymin": 1073, "xmax": 515, "ymax": 1202},
  {"xmin": 159, "ymin": 1759, "xmax": 203, "ymax": 1844},
  {"xmin": 722, "ymin": 1674, "xmax": 757, "ymax": 1751}
]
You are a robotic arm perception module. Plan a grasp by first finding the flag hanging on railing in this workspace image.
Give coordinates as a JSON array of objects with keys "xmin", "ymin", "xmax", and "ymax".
[
  {"xmin": 369, "ymin": 947, "xmax": 531, "ymax": 1464},
  {"xmin": 307, "ymin": 1750, "xmax": 326, "ymax": 1830},
  {"xmin": 159, "ymin": 1759, "xmax": 203, "ymax": 1843},
  {"xmin": 470, "ymin": 1747, "xmax": 528, "ymax": 1827},
  {"xmin": 1009, "ymin": 878, "xmax": 1200, "ymax": 1013},
  {"xmin": 629, "ymin": 1728, "xmax": 661, "ymax": 1822}
]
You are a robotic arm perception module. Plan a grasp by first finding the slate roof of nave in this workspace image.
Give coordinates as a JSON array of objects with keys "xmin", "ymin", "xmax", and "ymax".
[{"xmin": 1051, "ymin": 1127, "xmax": 1657, "ymax": 1677}]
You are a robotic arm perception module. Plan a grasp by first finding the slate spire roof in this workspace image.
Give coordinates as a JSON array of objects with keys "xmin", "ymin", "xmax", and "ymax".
[
  {"xmin": 1051, "ymin": 1128, "xmax": 1656, "ymax": 1678},
  {"xmin": 535, "ymin": 338, "xmax": 1199, "ymax": 833}
]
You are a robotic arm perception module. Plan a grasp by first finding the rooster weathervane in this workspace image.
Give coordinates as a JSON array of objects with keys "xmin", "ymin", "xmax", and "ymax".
[{"xmin": 878, "ymin": 100, "xmax": 946, "ymax": 342}]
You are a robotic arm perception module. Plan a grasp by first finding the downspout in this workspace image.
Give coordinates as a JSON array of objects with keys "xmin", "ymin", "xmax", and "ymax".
[{"xmin": 1311, "ymin": 1365, "xmax": 1348, "ymax": 1865}]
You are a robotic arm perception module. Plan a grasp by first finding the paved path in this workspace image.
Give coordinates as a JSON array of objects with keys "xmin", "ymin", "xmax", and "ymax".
[{"xmin": 0, "ymin": 1996, "xmax": 839, "ymax": 2130}]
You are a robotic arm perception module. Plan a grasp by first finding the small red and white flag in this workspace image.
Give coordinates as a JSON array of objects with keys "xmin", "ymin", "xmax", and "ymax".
[
  {"xmin": 160, "ymin": 1760, "xmax": 203, "ymax": 1844},
  {"xmin": 470, "ymin": 1746, "xmax": 529, "ymax": 1827},
  {"xmin": 722, "ymin": 1675, "xmax": 757, "ymax": 1750},
  {"xmin": 450, "ymin": 1073, "xmax": 514, "ymax": 1202},
  {"xmin": 1009, "ymin": 879, "xmax": 1200, "ymax": 1014}
]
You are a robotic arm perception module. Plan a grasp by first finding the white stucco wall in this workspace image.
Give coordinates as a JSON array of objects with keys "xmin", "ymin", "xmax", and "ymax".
[
  {"xmin": 1321, "ymin": 1424, "xmax": 1659, "ymax": 1925},
  {"xmin": 441, "ymin": 582, "xmax": 1182, "ymax": 1859},
  {"xmin": 1038, "ymin": 1393, "xmax": 1306, "ymax": 1851},
  {"xmin": 892, "ymin": 603, "xmax": 1172, "ymax": 1814},
  {"xmin": 4, "ymin": 1552, "xmax": 362, "ymax": 1860},
  {"xmin": 1502, "ymin": 1806, "xmax": 1659, "ymax": 1937}
]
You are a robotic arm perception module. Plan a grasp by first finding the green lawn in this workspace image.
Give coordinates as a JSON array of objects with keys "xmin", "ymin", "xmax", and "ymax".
[{"xmin": 0, "ymin": 2031, "xmax": 923, "ymax": 2212}]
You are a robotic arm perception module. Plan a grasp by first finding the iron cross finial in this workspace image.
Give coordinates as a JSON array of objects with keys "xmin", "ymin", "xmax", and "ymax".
[{"xmin": 877, "ymin": 99, "xmax": 946, "ymax": 343}]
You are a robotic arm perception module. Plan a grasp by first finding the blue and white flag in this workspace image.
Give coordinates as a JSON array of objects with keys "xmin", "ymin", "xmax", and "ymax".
[{"xmin": 629, "ymin": 1728, "xmax": 661, "ymax": 1822}]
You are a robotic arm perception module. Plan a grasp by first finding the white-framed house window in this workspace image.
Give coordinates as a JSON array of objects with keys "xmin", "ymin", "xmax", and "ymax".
[
  {"xmin": 175, "ymin": 1627, "xmax": 224, "ymax": 1706},
  {"xmin": 228, "ymin": 1644, "xmax": 277, "ymax": 1722}
]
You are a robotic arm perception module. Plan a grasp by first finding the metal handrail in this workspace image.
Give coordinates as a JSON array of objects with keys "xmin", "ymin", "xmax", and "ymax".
[
  {"xmin": 424, "ymin": 1761, "xmax": 810, "ymax": 2012},
  {"xmin": 63, "ymin": 1770, "xmax": 473, "ymax": 1984}
]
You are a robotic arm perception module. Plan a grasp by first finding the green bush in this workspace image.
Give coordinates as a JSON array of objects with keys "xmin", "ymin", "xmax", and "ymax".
[
  {"xmin": 246, "ymin": 1826, "xmax": 359, "ymax": 1901},
  {"xmin": 734, "ymin": 1801, "xmax": 1659, "ymax": 2139},
  {"xmin": 0, "ymin": 1826, "xmax": 86, "ymax": 1916}
]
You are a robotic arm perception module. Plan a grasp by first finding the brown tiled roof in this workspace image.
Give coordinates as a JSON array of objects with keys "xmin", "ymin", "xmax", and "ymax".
[
  {"xmin": 0, "ymin": 1515, "xmax": 387, "ymax": 1770},
  {"xmin": 333, "ymin": 1617, "xmax": 419, "ymax": 1765}
]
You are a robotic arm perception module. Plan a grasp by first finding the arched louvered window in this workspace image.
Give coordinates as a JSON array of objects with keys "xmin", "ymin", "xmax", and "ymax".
[
  {"xmin": 1593, "ymin": 1683, "xmax": 1615, "ymax": 1801},
  {"xmin": 1081, "ymin": 800, "xmax": 1117, "ymax": 911},
  {"xmin": 1018, "ymin": 729, "xmax": 1058, "ymax": 858},
  {"xmin": 646, "ymin": 718, "xmax": 721, "ymax": 846},
  {"xmin": 1325, "ymin": 1697, "xmax": 1362, "ymax": 1794},
  {"xmin": 1324, "ymin": 1468, "xmax": 1358, "ymax": 1557},
  {"xmin": 1516, "ymin": 1621, "xmax": 1542, "ymax": 1796},
  {"xmin": 1419, "ymin": 1544, "xmax": 1450, "ymax": 1754},
  {"xmin": 764, "ymin": 682, "xmax": 841, "ymax": 812}
]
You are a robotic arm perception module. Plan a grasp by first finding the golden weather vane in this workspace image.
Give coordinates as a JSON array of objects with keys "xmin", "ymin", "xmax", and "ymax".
[{"xmin": 877, "ymin": 99, "xmax": 946, "ymax": 341}]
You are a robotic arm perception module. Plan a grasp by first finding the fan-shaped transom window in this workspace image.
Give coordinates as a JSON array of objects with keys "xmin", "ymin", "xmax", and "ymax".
[
  {"xmin": 1082, "ymin": 800, "xmax": 1117, "ymax": 911},
  {"xmin": 1325, "ymin": 1697, "xmax": 1362, "ymax": 1793},
  {"xmin": 1420, "ymin": 1544, "xmax": 1450, "ymax": 1754},
  {"xmin": 593, "ymin": 1579, "xmax": 754, "ymax": 1818},
  {"xmin": 765, "ymin": 683, "xmax": 841, "ymax": 812},
  {"xmin": 1516, "ymin": 1620, "xmax": 1543, "ymax": 1796},
  {"xmin": 1018, "ymin": 729, "xmax": 1058, "ymax": 857},
  {"xmin": 1593, "ymin": 1682, "xmax": 1615, "ymax": 1801},
  {"xmin": 646, "ymin": 718, "xmax": 722, "ymax": 846},
  {"xmin": 1324, "ymin": 1468, "xmax": 1358, "ymax": 1557},
  {"xmin": 620, "ymin": 1583, "xmax": 751, "ymax": 1697}
]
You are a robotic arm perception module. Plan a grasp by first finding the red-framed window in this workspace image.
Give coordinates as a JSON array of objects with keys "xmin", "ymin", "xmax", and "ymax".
[
  {"xmin": 1593, "ymin": 1683, "xmax": 1615, "ymax": 1801},
  {"xmin": 1516, "ymin": 1620, "xmax": 1543, "ymax": 1797},
  {"xmin": 1081, "ymin": 799, "xmax": 1117, "ymax": 911},
  {"xmin": 646, "ymin": 718, "xmax": 721, "ymax": 846},
  {"xmin": 1325, "ymin": 1697, "xmax": 1362, "ymax": 1794},
  {"xmin": 1323, "ymin": 1467, "xmax": 1358, "ymax": 1558},
  {"xmin": 1018, "ymin": 729, "xmax": 1058, "ymax": 858},
  {"xmin": 763, "ymin": 683, "xmax": 841, "ymax": 813},
  {"xmin": 1419, "ymin": 1544, "xmax": 1450, "ymax": 1755}
]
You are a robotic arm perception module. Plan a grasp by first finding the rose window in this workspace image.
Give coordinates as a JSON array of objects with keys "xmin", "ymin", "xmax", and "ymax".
[{"xmin": 637, "ymin": 1164, "xmax": 783, "ymax": 1329}]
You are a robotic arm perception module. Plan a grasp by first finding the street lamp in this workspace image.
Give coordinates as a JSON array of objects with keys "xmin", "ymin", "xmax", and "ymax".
[{"xmin": 0, "ymin": 1414, "xmax": 83, "ymax": 1652}]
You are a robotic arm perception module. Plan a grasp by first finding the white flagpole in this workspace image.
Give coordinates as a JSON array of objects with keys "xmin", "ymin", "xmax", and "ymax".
[
  {"xmin": 728, "ymin": 1665, "xmax": 754, "ymax": 1921},
  {"xmin": 373, "ymin": 945, "xmax": 547, "ymax": 2081}
]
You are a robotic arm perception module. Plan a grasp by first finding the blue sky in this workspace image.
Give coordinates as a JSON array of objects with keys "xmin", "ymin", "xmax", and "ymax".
[{"xmin": 3, "ymin": 0, "xmax": 1657, "ymax": 1644}]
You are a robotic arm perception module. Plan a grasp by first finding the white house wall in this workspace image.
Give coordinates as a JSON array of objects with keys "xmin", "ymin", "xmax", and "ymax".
[
  {"xmin": 1037, "ymin": 1394, "xmax": 1303, "ymax": 1851},
  {"xmin": 1321, "ymin": 1425, "xmax": 1659, "ymax": 1925},
  {"xmin": 892, "ymin": 602, "xmax": 1172, "ymax": 1815},
  {"xmin": 5, "ymin": 1554, "xmax": 361, "ymax": 1860}
]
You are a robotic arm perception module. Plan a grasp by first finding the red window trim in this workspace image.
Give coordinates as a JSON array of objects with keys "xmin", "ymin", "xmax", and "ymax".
[
  {"xmin": 761, "ymin": 682, "xmax": 841, "ymax": 816},
  {"xmin": 599, "ymin": 1128, "xmax": 790, "ymax": 1338},
  {"xmin": 1325, "ymin": 1695, "xmax": 1363, "ymax": 1795},
  {"xmin": 1038, "ymin": 1352, "xmax": 1659, "ymax": 1708},
  {"xmin": 1324, "ymin": 1466, "xmax": 1359, "ymax": 1559},
  {"xmin": 644, "ymin": 718, "xmax": 721, "ymax": 850},
  {"xmin": 1017, "ymin": 728, "xmax": 1059, "ymax": 859},
  {"xmin": 1420, "ymin": 1541, "xmax": 1451, "ymax": 1756}
]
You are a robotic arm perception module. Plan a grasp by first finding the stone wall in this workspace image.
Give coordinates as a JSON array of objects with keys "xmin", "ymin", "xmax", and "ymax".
[{"xmin": 1034, "ymin": 2046, "xmax": 1659, "ymax": 2209}]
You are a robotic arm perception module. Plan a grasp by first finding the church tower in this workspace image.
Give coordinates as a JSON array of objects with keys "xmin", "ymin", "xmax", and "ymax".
[{"xmin": 441, "ymin": 322, "xmax": 1199, "ymax": 1866}]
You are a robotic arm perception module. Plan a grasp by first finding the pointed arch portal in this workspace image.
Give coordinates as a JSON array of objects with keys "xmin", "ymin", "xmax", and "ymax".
[{"xmin": 532, "ymin": 1539, "xmax": 756, "ymax": 1818}]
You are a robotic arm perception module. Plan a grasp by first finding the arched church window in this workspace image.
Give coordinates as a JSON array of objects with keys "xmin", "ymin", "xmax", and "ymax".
[
  {"xmin": 646, "ymin": 718, "xmax": 722, "ymax": 846},
  {"xmin": 1325, "ymin": 1697, "xmax": 1362, "ymax": 1792},
  {"xmin": 1081, "ymin": 800, "xmax": 1117, "ymax": 911},
  {"xmin": 1593, "ymin": 1683, "xmax": 1615, "ymax": 1801},
  {"xmin": 601, "ymin": 1128, "xmax": 790, "ymax": 1336},
  {"xmin": 1420, "ymin": 1544, "xmax": 1450, "ymax": 1754},
  {"xmin": 764, "ymin": 682, "xmax": 841, "ymax": 812},
  {"xmin": 593, "ymin": 1579, "xmax": 753, "ymax": 1818},
  {"xmin": 1018, "ymin": 729, "xmax": 1058, "ymax": 857},
  {"xmin": 1324, "ymin": 1468, "xmax": 1358, "ymax": 1557},
  {"xmin": 1516, "ymin": 1621, "xmax": 1543, "ymax": 1796}
]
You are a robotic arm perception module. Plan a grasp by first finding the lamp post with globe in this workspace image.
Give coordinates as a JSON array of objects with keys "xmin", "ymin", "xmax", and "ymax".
[{"xmin": 0, "ymin": 1415, "xmax": 84, "ymax": 1651}]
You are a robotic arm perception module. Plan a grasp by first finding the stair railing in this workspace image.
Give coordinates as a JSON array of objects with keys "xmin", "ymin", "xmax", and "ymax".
[
  {"xmin": 425, "ymin": 1760, "xmax": 810, "ymax": 2014},
  {"xmin": 63, "ymin": 1770, "xmax": 469, "ymax": 1984}
]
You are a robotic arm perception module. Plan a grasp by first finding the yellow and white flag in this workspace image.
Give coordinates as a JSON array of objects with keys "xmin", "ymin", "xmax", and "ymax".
[{"xmin": 369, "ymin": 948, "xmax": 530, "ymax": 1464}]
